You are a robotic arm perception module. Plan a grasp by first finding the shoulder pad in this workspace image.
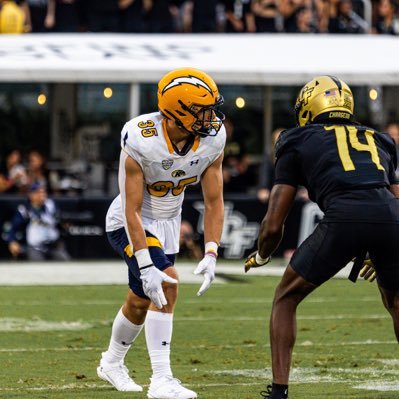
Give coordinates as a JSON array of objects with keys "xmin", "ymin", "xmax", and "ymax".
[{"xmin": 275, "ymin": 127, "xmax": 304, "ymax": 158}]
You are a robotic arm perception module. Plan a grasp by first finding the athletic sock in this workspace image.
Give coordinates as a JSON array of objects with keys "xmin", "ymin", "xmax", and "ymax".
[
  {"xmin": 102, "ymin": 308, "xmax": 143, "ymax": 364},
  {"xmin": 145, "ymin": 310, "xmax": 173, "ymax": 379}
]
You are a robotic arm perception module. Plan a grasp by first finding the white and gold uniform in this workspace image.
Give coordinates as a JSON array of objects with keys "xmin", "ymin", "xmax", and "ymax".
[{"xmin": 106, "ymin": 112, "xmax": 226, "ymax": 254}]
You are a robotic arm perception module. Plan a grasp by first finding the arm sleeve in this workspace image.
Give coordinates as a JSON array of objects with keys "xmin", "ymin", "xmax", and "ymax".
[{"xmin": 274, "ymin": 150, "xmax": 301, "ymax": 187}]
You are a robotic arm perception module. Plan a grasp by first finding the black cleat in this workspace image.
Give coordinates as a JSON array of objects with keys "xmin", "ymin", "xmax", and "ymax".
[{"xmin": 260, "ymin": 384, "xmax": 288, "ymax": 399}]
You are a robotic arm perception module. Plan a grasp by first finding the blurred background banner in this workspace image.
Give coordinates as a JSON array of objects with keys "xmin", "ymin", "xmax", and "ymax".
[{"xmin": 0, "ymin": 34, "xmax": 399, "ymax": 84}]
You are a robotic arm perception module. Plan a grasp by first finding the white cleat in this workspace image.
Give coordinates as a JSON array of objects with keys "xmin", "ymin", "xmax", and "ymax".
[
  {"xmin": 97, "ymin": 359, "xmax": 143, "ymax": 392},
  {"xmin": 147, "ymin": 376, "xmax": 197, "ymax": 399}
]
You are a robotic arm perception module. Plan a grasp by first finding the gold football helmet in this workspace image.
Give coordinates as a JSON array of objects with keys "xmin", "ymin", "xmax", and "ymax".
[
  {"xmin": 294, "ymin": 75, "xmax": 354, "ymax": 126},
  {"xmin": 157, "ymin": 67, "xmax": 224, "ymax": 136}
]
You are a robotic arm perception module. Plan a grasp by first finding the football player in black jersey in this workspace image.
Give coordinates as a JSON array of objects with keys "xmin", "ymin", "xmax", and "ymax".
[{"xmin": 244, "ymin": 75, "xmax": 399, "ymax": 399}]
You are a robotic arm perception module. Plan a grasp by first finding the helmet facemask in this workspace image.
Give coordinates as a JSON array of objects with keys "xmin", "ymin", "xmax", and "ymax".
[{"xmin": 179, "ymin": 95, "xmax": 225, "ymax": 137}]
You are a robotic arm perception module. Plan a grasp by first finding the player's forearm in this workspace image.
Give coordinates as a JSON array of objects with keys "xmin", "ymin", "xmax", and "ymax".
[
  {"xmin": 257, "ymin": 219, "xmax": 284, "ymax": 259},
  {"xmin": 203, "ymin": 199, "xmax": 224, "ymax": 244},
  {"xmin": 125, "ymin": 211, "xmax": 147, "ymax": 252}
]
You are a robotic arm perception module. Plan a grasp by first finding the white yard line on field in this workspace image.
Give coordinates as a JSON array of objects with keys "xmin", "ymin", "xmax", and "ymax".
[
  {"xmin": 0, "ymin": 340, "xmax": 397, "ymax": 355},
  {"xmin": 0, "ymin": 261, "xmax": 356, "ymax": 286},
  {"xmin": 0, "ymin": 312, "xmax": 390, "ymax": 332}
]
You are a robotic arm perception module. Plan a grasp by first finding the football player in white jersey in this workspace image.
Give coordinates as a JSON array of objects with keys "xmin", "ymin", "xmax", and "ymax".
[{"xmin": 97, "ymin": 68, "xmax": 226, "ymax": 399}]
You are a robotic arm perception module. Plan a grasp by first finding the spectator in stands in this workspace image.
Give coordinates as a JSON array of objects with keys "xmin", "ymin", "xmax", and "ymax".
[
  {"xmin": 279, "ymin": 0, "xmax": 305, "ymax": 32},
  {"xmin": 251, "ymin": 0, "xmax": 280, "ymax": 32},
  {"xmin": 182, "ymin": 0, "xmax": 220, "ymax": 33},
  {"xmin": 145, "ymin": 0, "xmax": 183, "ymax": 33},
  {"xmin": 119, "ymin": 0, "xmax": 148, "ymax": 33},
  {"xmin": 373, "ymin": 0, "xmax": 399, "ymax": 35},
  {"xmin": 26, "ymin": 149, "xmax": 53, "ymax": 193},
  {"xmin": 0, "ymin": 0, "xmax": 26, "ymax": 33},
  {"xmin": 84, "ymin": 0, "xmax": 119, "ymax": 32},
  {"xmin": 6, "ymin": 182, "xmax": 70, "ymax": 260},
  {"xmin": 0, "ymin": 149, "xmax": 28, "ymax": 194},
  {"xmin": 222, "ymin": 0, "xmax": 256, "ymax": 32},
  {"xmin": 45, "ymin": 0, "xmax": 81, "ymax": 32},
  {"xmin": 179, "ymin": 220, "xmax": 203, "ymax": 260},
  {"xmin": 294, "ymin": 5, "xmax": 317, "ymax": 32},
  {"xmin": 328, "ymin": 0, "xmax": 369, "ymax": 33},
  {"xmin": 24, "ymin": 0, "xmax": 54, "ymax": 32}
]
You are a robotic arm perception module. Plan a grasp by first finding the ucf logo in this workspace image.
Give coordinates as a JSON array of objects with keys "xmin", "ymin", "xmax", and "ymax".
[
  {"xmin": 172, "ymin": 169, "xmax": 186, "ymax": 178},
  {"xmin": 301, "ymin": 85, "xmax": 314, "ymax": 106}
]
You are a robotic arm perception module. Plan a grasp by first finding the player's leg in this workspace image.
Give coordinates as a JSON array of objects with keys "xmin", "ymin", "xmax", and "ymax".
[
  {"xmin": 265, "ymin": 222, "xmax": 357, "ymax": 399},
  {"xmin": 270, "ymin": 266, "xmax": 317, "ymax": 386},
  {"xmin": 377, "ymin": 286, "xmax": 399, "ymax": 341},
  {"xmin": 146, "ymin": 260, "xmax": 197, "ymax": 399},
  {"xmin": 369, "ymin": 224, "xmax": 399, "ymax": 342},
  {"xmin": 97, "ymin": 228, "xmax": 148, "ymax": 392}
]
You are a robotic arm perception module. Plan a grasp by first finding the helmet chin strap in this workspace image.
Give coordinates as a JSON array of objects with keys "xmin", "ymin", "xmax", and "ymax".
[{"xmin": 177, "ymin": 124, "xmax": 197, "ymax": 137}]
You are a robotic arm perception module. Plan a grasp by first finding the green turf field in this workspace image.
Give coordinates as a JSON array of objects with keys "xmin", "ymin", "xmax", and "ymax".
[{"xmin": 0, "ymin": 275, "xmax": 398, "ymax": 399}]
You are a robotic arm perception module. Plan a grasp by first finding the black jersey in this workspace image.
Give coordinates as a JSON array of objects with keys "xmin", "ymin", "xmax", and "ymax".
[{"xmin": 274, "ymin": 121, "xmax": 399, "ymax": 222}]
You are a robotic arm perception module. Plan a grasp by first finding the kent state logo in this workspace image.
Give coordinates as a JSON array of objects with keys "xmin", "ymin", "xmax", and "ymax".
[{"xmin": 172, "ymin": 169, "xmax": 186, "ymax": 177}]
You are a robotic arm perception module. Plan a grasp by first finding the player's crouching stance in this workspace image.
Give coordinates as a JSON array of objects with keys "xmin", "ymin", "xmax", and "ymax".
[
  {"xmin": 245, "ymin": 76, "xmax": 399, "ymax": 399},
  {"xmin": 97, "ymin": 68, "xmax": 225, "ymax": 399}
]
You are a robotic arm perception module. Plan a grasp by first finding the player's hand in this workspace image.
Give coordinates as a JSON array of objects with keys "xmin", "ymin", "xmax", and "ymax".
[
  {"xmin": 244, "ymin": 251, "xmax": 271, "ymax": 273},
  {"xmin": 359, "ymin": 259, "xmax": 377, "ymax": 282},
  {"xmin": 140, "ymin": 265, "xmax": 178, "ymax": 309},
  {"xmin": 193, "ymin": 254, "xmax": 216, "ymax": 296}
]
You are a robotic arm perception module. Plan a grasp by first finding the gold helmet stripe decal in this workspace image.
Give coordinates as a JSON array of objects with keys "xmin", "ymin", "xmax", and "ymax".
[{"xmin": 328, "ymin": 75, "xmax": 342, "ymax": 94}]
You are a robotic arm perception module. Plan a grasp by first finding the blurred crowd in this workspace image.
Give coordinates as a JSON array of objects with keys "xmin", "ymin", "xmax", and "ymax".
[
  {"xmin": 0, "ymin": 0, "xmax": 398, "ymax": 35},
  {"xmin": 0, "ymin": 148, "xmax": 86, "ymax": 196}
]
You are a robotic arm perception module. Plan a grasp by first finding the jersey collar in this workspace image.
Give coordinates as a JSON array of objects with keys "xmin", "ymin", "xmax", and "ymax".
[{"xmin": 162, "ymin": 119, "xmax": 200, "ymax": 155}]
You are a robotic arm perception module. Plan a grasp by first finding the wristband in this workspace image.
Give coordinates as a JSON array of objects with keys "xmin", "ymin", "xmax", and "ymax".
[
  {"xmin": 205, "ymin": 241, "xmax": 218, "ymax": 258},
  {"xmin": 135, "ymin": 248, "xmax": 153, "ymax": 269},
  {"xmin": 256, "ymin": 252, "xmax": 270, "ymax": 265}
]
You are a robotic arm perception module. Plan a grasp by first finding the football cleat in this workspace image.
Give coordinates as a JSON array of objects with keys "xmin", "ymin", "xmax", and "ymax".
[
  {"xmin": 147, "ymin": 375, "xmax": 197, "ymax": 399},
  {"xmin": 97, "ymin": 358, "xmax": 143, "ymax": 392},
  {"xmin": 260, "ymin": 385, "xmax": 288, "ymax": 399}
]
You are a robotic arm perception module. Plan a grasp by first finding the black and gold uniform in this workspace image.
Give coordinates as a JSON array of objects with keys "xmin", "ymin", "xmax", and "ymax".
[{"xmin": 275, "ymin": 117, "xmax": 399, "ymax": 289}]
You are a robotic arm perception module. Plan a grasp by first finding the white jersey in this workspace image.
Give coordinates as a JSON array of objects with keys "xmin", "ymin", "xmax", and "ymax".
[{"xmin": 106, "ymin": 112, "xmax": 225, "ymax": 251}]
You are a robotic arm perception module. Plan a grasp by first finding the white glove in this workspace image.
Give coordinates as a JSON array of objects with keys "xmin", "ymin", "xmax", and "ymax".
[
  {"xmin": 193, "ymin": 254, "xmax": 216, "ymax": 296},
  {"xmin": 140, "ymin": 266, "xmax": 178, "ymax": 309}
]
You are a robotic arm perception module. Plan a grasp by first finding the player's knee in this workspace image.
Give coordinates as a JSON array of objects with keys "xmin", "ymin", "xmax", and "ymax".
[
  {"xmin": 163, "ymin": 266, "xmax": 179, "ymax": 291},
  {"xmin": 273, "ymin": 285, "xmax": 305, "ymax": 309},
  {"xmin": 125, "ymin": 292, "xmax": 150, "ymax": 313}
]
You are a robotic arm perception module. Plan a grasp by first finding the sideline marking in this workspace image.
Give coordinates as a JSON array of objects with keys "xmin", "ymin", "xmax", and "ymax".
[
  {"xmin": 0, "ymin": 318, "xmax": 92, "ymax": 332},
  {"xmin": 213, "ymin": 366, "xmax": 399, "ymax": 391}
]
